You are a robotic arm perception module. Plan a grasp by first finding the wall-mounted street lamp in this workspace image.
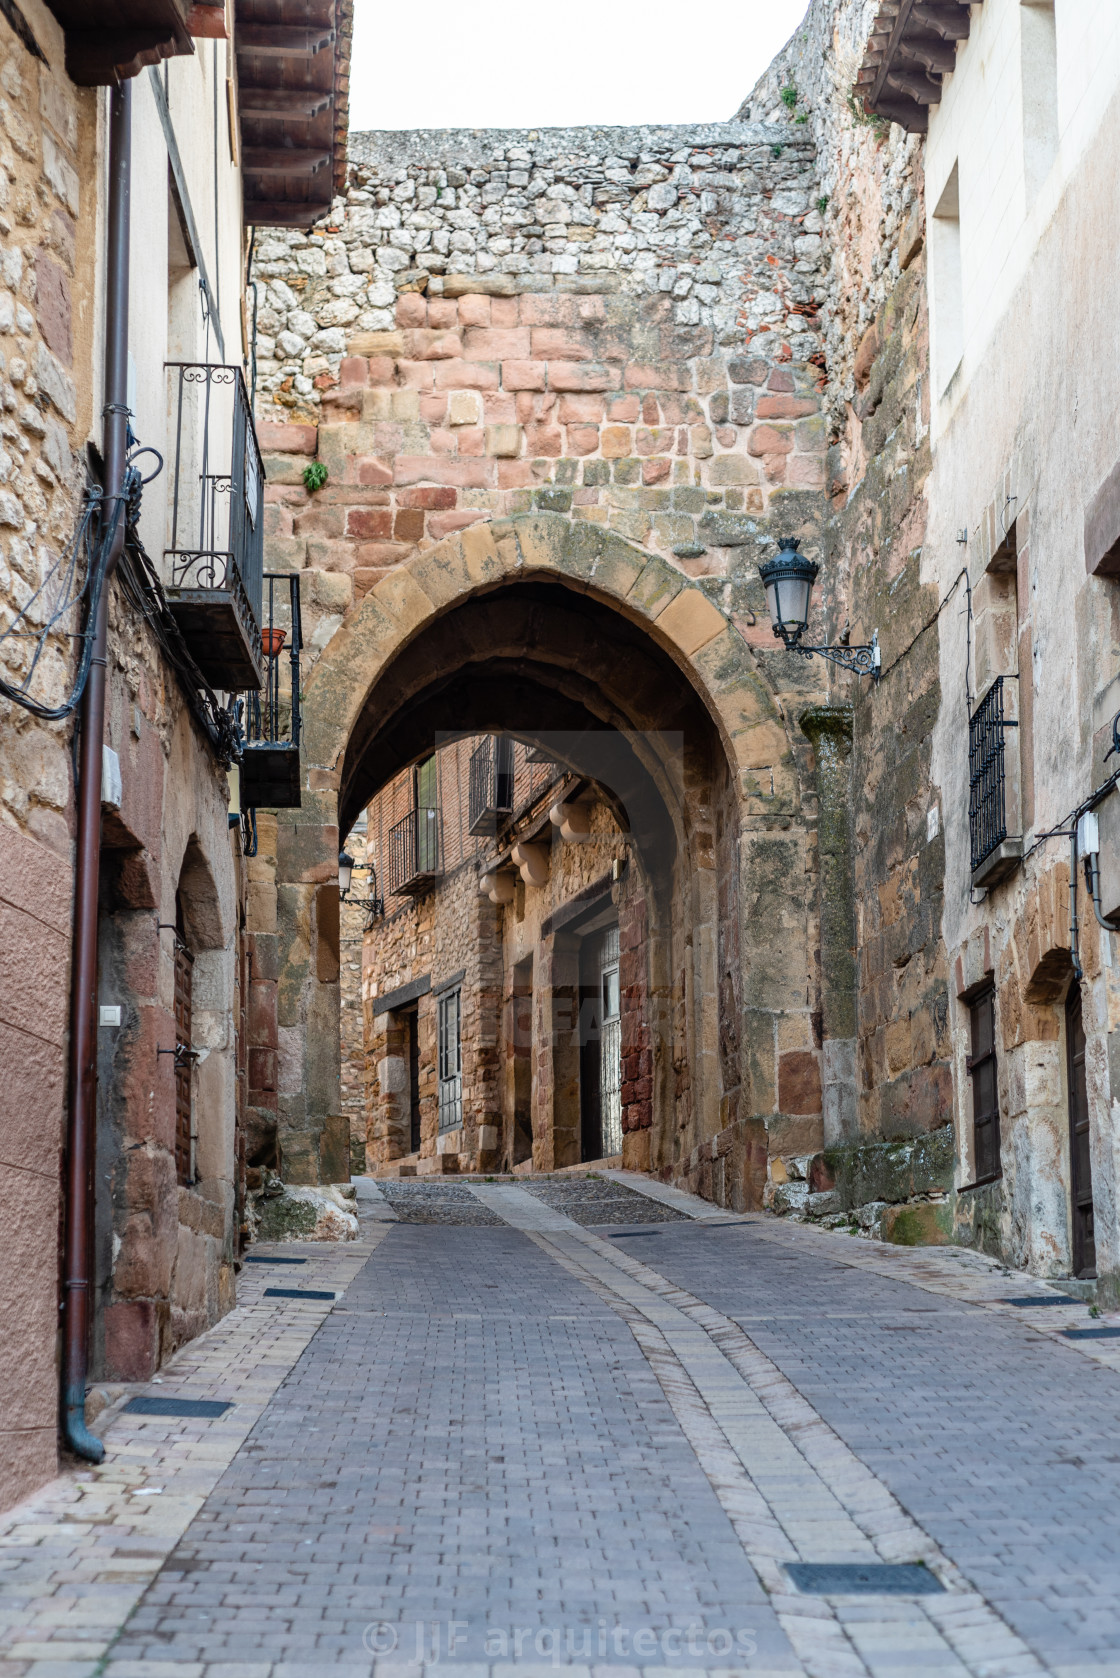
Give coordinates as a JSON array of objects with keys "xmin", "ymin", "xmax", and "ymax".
[
  {"xmin": 339, "ymin": 848, "xmax": 385, "ymax": 926},
  {"xmin": 758, "ymin": 538, "xmax": 881, "ymax": 680}
]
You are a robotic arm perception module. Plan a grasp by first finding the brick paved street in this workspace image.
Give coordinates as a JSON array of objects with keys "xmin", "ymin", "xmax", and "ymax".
[{"xmin": 3, "ymin": 1176, "xmax": 1120, "ymax": 1678}]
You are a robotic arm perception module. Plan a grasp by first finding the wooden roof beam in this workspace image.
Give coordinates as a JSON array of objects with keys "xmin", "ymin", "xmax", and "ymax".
[
  {"xmin": 910, "ymin": 2, "xmax": 972, "ymax": 40},
  {"xmin": 239, "ymin": 86, "xmax": 334, "ymax": 119},
  {"xmin": 245, "ymin": 198, "xmax": 333, "ymax": 229},
  {"xmin": 237, "ymin": 23, "xmax": 334, "ymax": 54},
  {"xmin": 243, "ymin": 148, "xmax": 332, "ymax": 177}
]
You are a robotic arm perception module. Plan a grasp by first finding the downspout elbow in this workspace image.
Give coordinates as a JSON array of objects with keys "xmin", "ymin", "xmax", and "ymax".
[{"xmin": 62, "ymin": 1374, "xmax": 106, "ymax": 1463}]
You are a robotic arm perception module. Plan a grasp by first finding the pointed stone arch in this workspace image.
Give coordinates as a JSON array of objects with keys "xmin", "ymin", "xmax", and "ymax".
[{"xmin": 273, "ymin": 513, "xmax": 814, "ymax": 1191}]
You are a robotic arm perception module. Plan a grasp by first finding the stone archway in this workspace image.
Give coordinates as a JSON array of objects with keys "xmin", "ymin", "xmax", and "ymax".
[{"xmin": 271, "ymin": 512, "xmax": 814, "ymax": 1195}]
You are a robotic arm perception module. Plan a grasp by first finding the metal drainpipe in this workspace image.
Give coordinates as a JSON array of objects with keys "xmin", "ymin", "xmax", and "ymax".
[{"xmin": 61, "ymin": 80, "xmax": 132, "ymax": 1463}]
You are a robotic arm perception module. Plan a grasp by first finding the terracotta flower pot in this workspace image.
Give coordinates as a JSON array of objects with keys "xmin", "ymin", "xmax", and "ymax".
[{"xmin": 262, "ymin": 627, "xmax": 287, "ymax": 658}]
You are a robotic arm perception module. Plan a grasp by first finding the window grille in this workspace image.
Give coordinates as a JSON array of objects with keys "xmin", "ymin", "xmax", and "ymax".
[
  {"xmin": 967, "ymin": 987, "xmax": 1001, "ymax": 1184},
  {"xmin": 968, "ymin": 676, "xmax": 1017, "ymax": 871},
  {"xmin": 437, "ymin": 988, "xmax": 462, "ymax": 1133}
]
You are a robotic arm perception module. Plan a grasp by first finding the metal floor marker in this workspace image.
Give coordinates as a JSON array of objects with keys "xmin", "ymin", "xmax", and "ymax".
[
  {"xmin": 123, "ymin": 1396, "xmax": 232, "ymax": 1418},
  {"xmin": 263, "ymin": 1287, "xmax": 336, "ymax": 1301},
  {"xmin": 786, "ymin": 1562, "xmax": 944, "ymax": 1595},
  {"xmin": 1001, "ymin": 1295, "xmax": 1080, "ymax": 1306},
  {"xmin": 245, "ymin": 1255, "xmax": 307, "ymax": 1264},
  {"xmin": 1064, "ymin": 1326, "xmax": 1120, "ymax": 1339}
]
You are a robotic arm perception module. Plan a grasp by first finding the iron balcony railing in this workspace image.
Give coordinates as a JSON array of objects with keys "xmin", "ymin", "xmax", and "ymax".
[
  {"xmin": 241, "ymin": 572, "xmax": 303, "ymax": 810},
  {"xmin": 468, "ymin": 735, "xmax": 514, "ymax": 836},
  {"xmin": 387, "ymin": 805, "xmax": 442, "ymax": 897},
  {"xmin": 969, "ymin": 675, "xmax": 1017, "ymax": 871},
  {"xmin": 164, "ymin": 362, "xmax": 264, "ymax": 691}
]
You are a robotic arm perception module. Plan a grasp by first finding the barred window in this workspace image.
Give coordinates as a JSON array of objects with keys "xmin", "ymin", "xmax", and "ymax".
[
  {"xmin": 437, "ymin": 987, "xmax": 462, "ymax": 1134},
  {"xmin": 968, "ymin": 987, "xmax": 1001, "ymax": 1183}
]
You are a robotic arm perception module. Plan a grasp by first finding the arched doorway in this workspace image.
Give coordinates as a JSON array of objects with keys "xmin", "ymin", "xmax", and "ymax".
[{"xmin": 273, "ymin": 514, "xmax": 811, "ymax": 1201}]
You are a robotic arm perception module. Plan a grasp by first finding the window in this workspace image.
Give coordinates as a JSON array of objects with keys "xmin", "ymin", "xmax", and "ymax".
[
  {"xmin": 437, "ymin": 987, "xmax": 462, "ymax": 1134},
  {"xmin": 931, "ymin": 163, "xmax": 963, "ymax": 392},
  {"xmin": 968, "ymin": 987, "xmax": 1001, "ymax": 1183},
  {"xmin": 414, "ymin": 755, "xmax": 439, "ymax": 875},
  {"xmin": 1021, "ymin": 1, "xmax": 1058, "ymax": 204}
]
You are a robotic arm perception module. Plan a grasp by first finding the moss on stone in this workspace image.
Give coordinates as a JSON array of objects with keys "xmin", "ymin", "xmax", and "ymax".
[
  {"xmin": 256, "ymin": 1193, "xmax": 319, "ymax": 1242},
  {"xmin": 881, "ymin": 1200, "xmax": 952, "ymax": 1246},
  {"xmin": 823, "ymin": 1122, "xmax": 954, "ymax": 1211}
]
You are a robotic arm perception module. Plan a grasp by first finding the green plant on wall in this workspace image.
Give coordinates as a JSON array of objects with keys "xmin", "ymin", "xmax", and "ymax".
[
  {"xmin": 303, "ymin": 461, "xmax": 328, "ymax": 492},
  {"xmin": 846, "ymin": 89, "xmax": 890, "ymax": 140},
  {"xmin": 780, "ymin": 84, "xmax": 798, "ymax": 110}
]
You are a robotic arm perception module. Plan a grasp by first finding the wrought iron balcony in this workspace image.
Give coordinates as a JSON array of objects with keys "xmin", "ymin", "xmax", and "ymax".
[
  {"xmin": 241, "ymin": 573, "xmax": 302, "ymax": 810},
  {"xmin": 969, "ymin": 675, "xmax": 1022, "ymax": 886},
  {"xmin": 388, "ymin": 806, "xmax": 441, "ymax": 898},
  {"xmin": 164, "ymin": 363, "xmax": 264, "ymax": 693},
  {"xmin": 468, "ymin": 735, "xmax": 514, "ymax": 836}
]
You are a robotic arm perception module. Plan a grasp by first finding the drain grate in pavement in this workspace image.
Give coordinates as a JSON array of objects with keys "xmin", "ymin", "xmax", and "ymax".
[
  {"xmin": 1064, "ymin": 1327, "xmax": 1120, "ymax": 1339},
  {"xmin": 245, "ymin": 1255, "xmax": 307, "ymax": 1264},
  {"xmin": 786, "ymin": 1562, "xmax": 944, "ymax": 1595},
  {"xmin": 263, "ymin": 1287, "xmax": 336, "ymax": 1300},
  {"xmin": 123, "ymin": 1397, "xmax": 232, "ymax": 1418},
  {"xmin": 1001, "ymin": 1295, "xmax": 1080, "ymax": 1306},
  {"xmin": 608, "ymin": 1229, "xmax": 663, "ymax": 1239}
]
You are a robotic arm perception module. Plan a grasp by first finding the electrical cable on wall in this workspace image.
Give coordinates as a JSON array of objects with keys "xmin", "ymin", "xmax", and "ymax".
[{"xmin": 0, "ymin": 480, "xmax": 126, "ymax": 721}]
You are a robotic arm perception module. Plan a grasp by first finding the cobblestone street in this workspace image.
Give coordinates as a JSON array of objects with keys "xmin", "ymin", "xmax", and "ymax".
[{"xmin": 3, "ymin": 1174, "xmax": 1120, "ymax": 1678}]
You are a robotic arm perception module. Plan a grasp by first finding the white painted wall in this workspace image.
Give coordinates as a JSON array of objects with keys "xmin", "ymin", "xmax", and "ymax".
[
  {"xmin": 114, "ymin": 49, "xmax": 247, "ymax": 575},
  {"xmin": 924, "ymin": 0, "xmax": 1120, "ymax": 1283},
  {"xmin": 926, "ymin": 0, "xmax": 1120, "ymax": 431}
]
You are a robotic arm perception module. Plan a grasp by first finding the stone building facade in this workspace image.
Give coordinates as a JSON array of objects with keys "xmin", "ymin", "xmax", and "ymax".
[
  {"xmin": 0, "ymin": 0, "xmax": 349, "ymax": 1513},
  {"xmin": 919, "ymin": 0, "xmax": 1120, "ymax": 1297},
  {"xmin": 230, "ymin": 0, "xmax": 1120, "ymax": 1308},
  {"xmin": 248, "ymin": 34, "xmax": 951, "ymax": 1221},
  {"xmin": 0, "ymin": 0, "xmax": 99, "ymax": 1511}
]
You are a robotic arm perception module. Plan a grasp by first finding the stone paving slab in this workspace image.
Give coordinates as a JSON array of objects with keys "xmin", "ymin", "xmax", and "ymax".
[
  {"xmin": 99, "ymin": 1220, "xmax": 799, "ymax": 1675},
  {"xmin": 0, "ymin": 1226, "xmax": 384, "ymax": 1678},
  {"xmin": 4, "ymin": 1179, "xmax": 1120, "ymax": 1677}
]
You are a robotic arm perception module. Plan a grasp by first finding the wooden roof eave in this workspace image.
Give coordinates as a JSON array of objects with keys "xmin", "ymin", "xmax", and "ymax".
[
  {"xmin": 233, "ymin": 0, "xmax": 352, "ymax": 228},
  {"xmin": 43, "ymin": 0, "xmax": 196, "ymax": 84},
  {"xmin": 857, "ymin": 0, "xmax": 978, "ymax": 136}
]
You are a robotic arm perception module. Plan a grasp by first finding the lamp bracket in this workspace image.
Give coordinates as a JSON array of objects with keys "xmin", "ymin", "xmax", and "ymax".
[{"xmin": 776, "ymin": 627, "xmax": 881, "ymax": 680}]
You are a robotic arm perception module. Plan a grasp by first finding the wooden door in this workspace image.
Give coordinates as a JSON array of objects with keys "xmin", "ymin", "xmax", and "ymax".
[
  {"xmin": 1065, "ymin": 984, "xmax": 1096, "ymax": 1278},
  {"xmin": 173, "ymin": 933, "xmax": 194, "ymax": 1185},
  {"xmin": 405, "ymin": 1006, "xmax": 421, "ymax": 1154}
]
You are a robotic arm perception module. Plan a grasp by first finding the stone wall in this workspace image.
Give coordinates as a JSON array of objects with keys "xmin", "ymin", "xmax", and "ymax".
[
  {"xmin": 0, "ymin": 1, "xmax": 98, "ymax": 1513},
  {"xmin": 738, "ymin": 0, "xmax": 949, "ymax": 1216},
  {"xmin": 253, "ymin": 19, "xmax": 963, "ymax": 1240},
  {"xmin": 251, "ymin": 121, "xmax": 832, "ymax": 625},
  {"xmin": 92, "ymin": 574, "xmax": 245, "ymax": 1381}
]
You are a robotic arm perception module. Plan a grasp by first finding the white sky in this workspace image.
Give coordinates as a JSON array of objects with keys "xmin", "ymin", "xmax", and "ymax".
[{"xmin": 348, "ymin": 0, "xmax": 811, "ymax": 133}]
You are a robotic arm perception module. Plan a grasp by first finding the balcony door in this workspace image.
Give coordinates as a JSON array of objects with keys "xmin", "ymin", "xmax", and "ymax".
[
  {"xmin": 1065, "ymin": 984, "xmax": 1097, "ymax": 1278},
  {"xmin": 414, "ymin": 756, "xmax": 439, "ymax": 874}
]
